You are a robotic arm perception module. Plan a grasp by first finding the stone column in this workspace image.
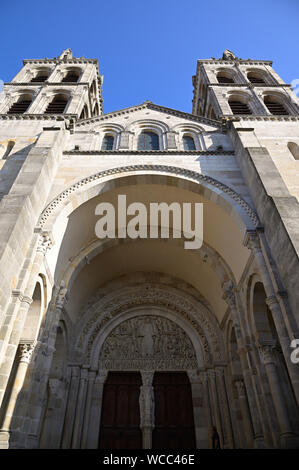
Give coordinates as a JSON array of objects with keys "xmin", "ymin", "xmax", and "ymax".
[
  {"xmin": 244, "ymin": 231, "xmax": 299, "ymax": 405},
  {"xmin": 61, "ymin": 366, "xmax": 80, "ymax": 449},
  {"xmin": 234, "ymin": 379, "xmax": 254, "ymax": 448},
  {"xmin": 238, "ymin": 346, "xmax": 267, "ymax": 448},
  {"xmin": 0, "ymin": 342, "xmax": 35, "ymax": 448},
  {"xmin": 215, "ymin": 367, "xmax": 234, "ymax": 448},
  {"xmin": 0, "ymin": 233, "xmax": 52, "ymax": 409},
  {"xmin": 0, "ymin": 294, "xmax": 33, "ymax": 408},
  {"xmin": 207, "ymin": 369, "xmax": 223, "ymax": 445},
  {"xmin": 86, "ymin": 370, "xmax": 108, "ymax": 449},
  {"xmin": 222, "ymin": 279, "xmax": 268, "ymax": 448},
  {"xmin": 258, "ymin": 345, "xmax": 299, "ymax": 448},
  {"xmin": 81, "ymin": 370, "xmax": 96, "ymax": 449},
  {"xmin": 71, "ymin": 368, "xmax": 88, "ymax": 448},
  {"xmin": 139, "ymin": 371, "xmax": 155, "ymax": 449},
  {"xmin": 187, "ymin": 370, "xmax": 209, "ymax": 448},
  {"xmin": 18, "ymin": 280, "xmax": 67, "ymax": 448},
  {"xmin": 199, "ymin": 371, "xmax": 213, "ymax": 444}
]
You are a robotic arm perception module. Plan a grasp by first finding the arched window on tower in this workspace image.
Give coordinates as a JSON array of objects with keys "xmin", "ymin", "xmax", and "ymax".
[
  {"xmin": 228, "ymin": 98, "xmax": 252, "ymax": 115},
  {"xmin": 138, "ymin": 131, "xmax": 159, "ymax": 150},
  {"xmin": 217, "ymin": 73, "xmax": 234, "ymax": 84},
  {"xmin": 7, "ymin": 95, "xmax": 32, "ymax": 114},
  {"xmin": 247, "ymin": 72, "xmax": 266, "ymax": 84},
  {"xmin": 183, "ymin": 135, "xmax": 196, "ymax": 150},
  {"xmin": 101, "ymin": 134, "xmax": 114, "ymax": 151},
  {"xmin": 44, "ymin": 94, "xmax": 68, "ymax": 114},
  {"xmin": 61, "ymin": 70, "xmax": 80, "ymax": 83},
  {"xmin": 288, "ymin": 142, "xmax": 299, "ymax": 160},
  {"xmin": 264, "ymin": 95, "xmax": 289, "ymax": 115},
  {"xmin": 31, "ymin": 70, "xmax": 50, "ymax": 83}
]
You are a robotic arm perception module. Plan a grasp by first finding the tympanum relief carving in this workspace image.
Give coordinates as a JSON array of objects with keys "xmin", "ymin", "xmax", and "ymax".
[{"xmin": 99, "ymin": 316, "xmax": 197, "ymax": 370}]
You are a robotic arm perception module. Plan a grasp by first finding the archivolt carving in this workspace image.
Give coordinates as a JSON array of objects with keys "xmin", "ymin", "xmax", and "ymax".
[
  {"xmin": 75, "ymin": 285, "xmax": 224, "ymax": 365},
  {"xmin": 99, "ymin": 315, "xmax": 197, "ymax": 371},
  {"xmin": 37, "ymin": 164, "xmax": 259, "ymax": 228}
]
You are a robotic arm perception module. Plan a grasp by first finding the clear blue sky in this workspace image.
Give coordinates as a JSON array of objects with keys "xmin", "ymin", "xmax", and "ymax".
[{"xmin": 1, "ymin": 0, "xmax": 298, "ymax": 114}]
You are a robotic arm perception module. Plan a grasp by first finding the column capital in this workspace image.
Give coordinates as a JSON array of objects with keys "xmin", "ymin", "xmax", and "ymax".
[
  {"xmin": 95, "ymin": 370, "xmax": 108, "ymax": 384},
  {"xmin": 187, "ymin": 369, "xmax": 201, "ymax": 384},
  {"xmin": 55, "ymin": 281, "xmax": 68, "ymax": 309},
  {"xmin": 243, "ymin": 230, "xmax": 261, "ymax": 253},
  {"xmin": 234, "ymin": 379, "xmax": 246, "ymax": 397},
  {"xmin": 140, "ymin": 371, "xmax": 154, "ymax": 386},
  {"xmin": 36, "ymin": 232, "xmax": 53, "ymax": 255},
  {"xmin": 215, "ymin": 366, "xmax": 225, "ymax": 378},
  {"xmin": 222, "ymin": 279, "xmax": 237, "ymax": 308},
  {"xmin": 258, "ymin": 344, "xmax": 276, "ymax": 365},
  {"xmin": 12, "ymin": 290, "xmax": 33, "ymax": 305},
  {"xmin": 207, "ymin": 369, "xmax": 216, "ymax": 380},
  {"xmin": 19, "ymin": 342, "xmax": 35, "ymax": 364},
  {"xmin": 266, "ymin": 295, "xmax": 280, "ymax": 309}
]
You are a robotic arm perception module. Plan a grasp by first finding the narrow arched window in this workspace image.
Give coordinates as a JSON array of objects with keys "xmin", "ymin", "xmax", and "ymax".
[
  {"xmin": 288, "ymin": 142, "xmax": 299, "ymax": 160},
  {"xmin": 264, "ymin": 96, "xmax": 288, "ymax": 115},
  {"xmin": 7, "ymin": 95, "xmax": 32, "ymax": 114},
  {"xmin": 93, "ymin": 103, "xmax": 99, "ymax": 116},
  {"xmin": 183, "ymin": 135, "xmax": 196, "ymax": 150},
  {"xmin": 247, "ymin": 72, "xmax": 265, "ymax": 84},
  {"xmin": 217, "ymin": 73, "xmax": 234, "ymax": 84},
  {"xmin": 45, "ymin": 95, "xmax": 68, "ymax": 114},
  {"xmin": 138, "ymin": 131, "xmax": 159, "ymax": 150},
  {"xmin": 101, "ymin": 135, "xmax": 114, "ymax": 151},
  {"xmin": 61, "ymin": 71, "xmax": 80, "ymax": 83},
  {"xmin": 228, "ymin": 99, "xmax": 252, "ymax": 115}
]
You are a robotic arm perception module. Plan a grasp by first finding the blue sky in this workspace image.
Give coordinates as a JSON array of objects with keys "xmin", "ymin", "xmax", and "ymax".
[{"xmin": 1, "ymin": 0, "xmax": 298, "ymax": 114}]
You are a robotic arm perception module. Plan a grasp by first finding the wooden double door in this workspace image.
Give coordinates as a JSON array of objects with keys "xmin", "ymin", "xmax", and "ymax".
[{"xmin": 99, "ymin": 371, "xmax": 196, "ymax": 449}]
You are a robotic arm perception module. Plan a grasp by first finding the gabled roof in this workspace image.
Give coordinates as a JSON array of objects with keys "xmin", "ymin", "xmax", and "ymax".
[{"xmin": 76, "ymin": 101, "xmax": 223, "ymax": 128}]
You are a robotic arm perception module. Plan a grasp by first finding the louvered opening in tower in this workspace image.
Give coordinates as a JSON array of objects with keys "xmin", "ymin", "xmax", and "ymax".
[
  {"xmin": 31, "ymin": 75, "xmax": 48, "ymax": 83},
  {"xmin": 45, "ymin": 96, "xmax": 68, "ymax": 114},
  {"xmin": 247, "ymin": 74, "xmax": 265, "ymax": 84},
  {"xmin": 217, "ymin": 75, "xmax": 234, "ymax": 84},
  {"xmin": 264, "ymin": 97, "xmax": 288, "ymax": 115},
  {"xmin": 61, "ymin": 72, "xmax": 80, "ymax": 83},
  {"xmin": 7, "ymin": 99, "xmax": 32, "ymax": 114},
  {"xmin": 228, "ymin": 100, "xmax": 252, "ymax": 115}
]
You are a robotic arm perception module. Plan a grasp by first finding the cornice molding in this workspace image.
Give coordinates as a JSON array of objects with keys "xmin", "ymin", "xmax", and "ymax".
[
  {"xmin": 197, "ymin": 59, "xmax": 273, "ymax": 65},
  {"xmin": 4, "ymin": 82, "xmax": 92, "ymax": 87},
  {"xmin": 63, "ymin": 149, "xmax": 235, "ymax": 156},
  {"xmin": 23, "ymin": 58, "xmax": 99, "ymax": 65},
  {"xmin": 76, "ymin": 101, "xmax": 222, "ymax": 128},
  {"xmin": 223, "ymin": 114, "xmax": 299, "ymax": 122},
  {"xmin": 208, "ymin": 83, "xmax": 291, "ymax": 88},
  {"xmin": 0, "ymin": 113, "xmax": 77, "ymax": 121}
]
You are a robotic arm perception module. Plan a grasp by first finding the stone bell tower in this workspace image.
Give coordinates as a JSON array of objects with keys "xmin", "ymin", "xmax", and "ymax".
[
  {"xmin": 192, "ymin": 49, "xmax": 299, "ymax": 119},
  {"xmin": 0, "ymin": 48, "xmax": 103, "ymax": 119}
]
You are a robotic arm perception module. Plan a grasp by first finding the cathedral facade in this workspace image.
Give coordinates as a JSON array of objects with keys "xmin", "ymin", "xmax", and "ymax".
[{"xmin": 0, "ymin": 48, "xmax": 298, "ymax": 449}]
